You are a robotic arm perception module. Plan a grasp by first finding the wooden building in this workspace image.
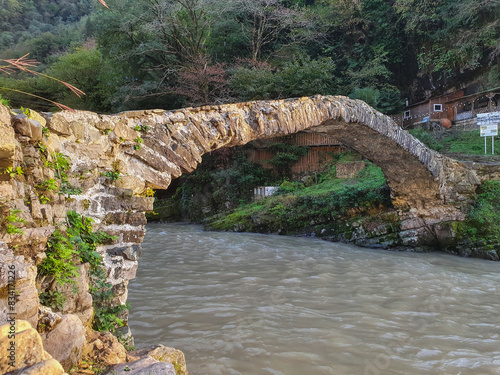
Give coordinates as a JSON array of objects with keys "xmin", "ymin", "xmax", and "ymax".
[
  {"xmin": 391, "ymin": 87, "xmax": 500, "ymax": 128},
  {"xmin": 248, "ymin": 132, "xmax": 345, "ymax": 174}
]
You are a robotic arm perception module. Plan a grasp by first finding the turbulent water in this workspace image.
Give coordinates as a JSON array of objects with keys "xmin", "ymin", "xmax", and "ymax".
[{"xmin": 128, "ymin": 223, "xmax": 500, "ymax": 375}]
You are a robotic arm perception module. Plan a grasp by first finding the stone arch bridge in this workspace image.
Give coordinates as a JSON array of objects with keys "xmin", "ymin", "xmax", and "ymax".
[
  {"xmin": 47, "ymin": 95, "xmax": 479, "ymax": 224},
  {"xmin": 0, "ymin": 95, "xmax": 488, "ymax": 343}
]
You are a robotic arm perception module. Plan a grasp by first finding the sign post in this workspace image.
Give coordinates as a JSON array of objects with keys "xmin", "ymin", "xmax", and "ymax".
[
  {"xmin": 479, "ymin": 124, "xmax": 498, "ymax": 154},
  {"xmin": 477, "ymin": 113, "xmax": 500, "ymax": 155}
]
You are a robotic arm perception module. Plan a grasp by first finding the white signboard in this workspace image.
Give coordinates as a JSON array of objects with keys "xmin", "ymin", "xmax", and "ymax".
[
  {"xmin": 480, "ymin": 124, "xmax": 498, "ymax": 137},
  {"xmin": 477, "ymin": 112, "xmax": 500, "ymax": 126}
]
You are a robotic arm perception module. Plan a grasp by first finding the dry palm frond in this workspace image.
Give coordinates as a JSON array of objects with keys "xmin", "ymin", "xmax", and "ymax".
[{"xmin": 0, "ymin": 54, "xmax": 85, "ymax": 111}]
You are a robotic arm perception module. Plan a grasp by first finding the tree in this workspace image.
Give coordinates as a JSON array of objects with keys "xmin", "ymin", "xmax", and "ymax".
[{"xmin": 39, "ymin": 47, "xmax": 119, "ymax": 112}]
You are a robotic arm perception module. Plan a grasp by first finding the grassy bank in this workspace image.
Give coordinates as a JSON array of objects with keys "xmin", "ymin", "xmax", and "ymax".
[
  {"xmin": 409, "ymin": 128, "xmax": 500, "ymax": 156},
  {"xmin": 206, "ymin": 161, "xmax": 393, "ymax": 237}
]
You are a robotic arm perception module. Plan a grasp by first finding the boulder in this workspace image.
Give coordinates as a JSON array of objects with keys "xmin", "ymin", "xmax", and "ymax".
[
  {"xmin": 40, "ymin": 313, "xmax": 86, "ymax": 371},
  {"xmin": 7, "ymin": 359, "xmax": 64, "ymax": 375},
  {"xmin": 0, "ymin": 320, "xmax": 63, "ymax": 374}
]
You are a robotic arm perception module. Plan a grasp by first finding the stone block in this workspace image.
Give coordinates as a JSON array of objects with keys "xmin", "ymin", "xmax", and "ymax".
[
  {"xmin": 0, "ymin": 123, "xmax": 16, "ymax": 168},
  {"xmin": 114, "ymin": 121, "xmax": 137, "ymax": 141},
  {"xmin": 70, "ymin": 120, "xmax": 86, "ymax": 140},
  {"xmin": 41, "ymin": 133, "xmax": 62, "ymax": 154},
  {"xmin": 13, "ymin": 114, "xmax": 31, "ymax": 136},
  {"xmin": 82, "ymin": 330, "xmax": 127, "ymax": 367},
  {"xmin": 29, "ymin": 120, "xmax": 42, "ymax": 142},
  {"xmin": 12, "ymin": 115, "xmax": 42, "ymax": 142},
  {"xmin": 0, "ymin": 104, "xmax": 10, "ymax": 125},
  {"xmin": 104, "ymin": 212, "xmax": 147, "ymax": 226},
  {"xmin": 65, "ymin": 143, "xmax": 105, "ymax": 162},
  {"xmin": 0, "ymin": 182, "xmax": 15, "ymax": 201},
  {"xmin": 46, "ymin": 113, "xmax": 72, "ymax": 136},
  {"xmin": 122, "ymin": 230, "xmax": 145, "ymax": 243},
  {"xmin": 53, "ymin": 263, "xmax": 94, "ymax": 328},
  {"xmin": 28, "ymin": 110, "xmax": 47, "ymax": 128},
  {"xmin": 131, "ymin": 196, "xmax": 155, "ymax": 211},
  {"xmin": 115, "ymin": 175, "xmax": 145, "ymax": 195},
  {"xmin": 106, "ymin": 245, "xmax": 142, "ymax": 261},
  {"xmin": 40, "ymin": 204, "xmax": 54, "ymax": 224},
  {"xmin": 104, "ymin": 255, "xmax": 138, "ymax": 285},
  {"xmin": 0, "ymin": 249, "xmax": 39, "ymax": 328}
]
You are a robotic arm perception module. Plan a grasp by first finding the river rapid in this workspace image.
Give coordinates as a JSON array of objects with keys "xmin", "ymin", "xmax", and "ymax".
[{"xmin": 128, "ymin": 223, "xmax": 500, "ymax": 375}]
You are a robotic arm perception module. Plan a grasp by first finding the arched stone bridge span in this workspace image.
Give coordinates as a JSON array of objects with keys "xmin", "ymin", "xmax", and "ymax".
[
  {"xmin": 0, "ymin": 96, "xmax": 485, "ymax": 341},
  {"xmin": 50, "ymin": 95, "xmax": 478, "ymax": 225}
]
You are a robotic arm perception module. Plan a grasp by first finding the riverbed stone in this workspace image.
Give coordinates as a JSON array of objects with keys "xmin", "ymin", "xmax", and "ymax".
[
  {"xmin": 129, "ymin": 345, "xmax": 189, "ymax": 375},
  {"xmin": 106, "ymin": 356, "xmax": 176, "ymax": 375}
]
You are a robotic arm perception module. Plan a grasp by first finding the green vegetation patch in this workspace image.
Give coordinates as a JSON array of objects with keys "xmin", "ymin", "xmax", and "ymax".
[
  {"xmin": 38, "ymin": 211, "xmax": 126, "ymax": 332},
  {"xmin": 206, "ymin": 162, "xmax": 391, "ymax": 235},
  {"xmin": 457, "ymin": 181, "xmax": 500, "ymax": 251}
]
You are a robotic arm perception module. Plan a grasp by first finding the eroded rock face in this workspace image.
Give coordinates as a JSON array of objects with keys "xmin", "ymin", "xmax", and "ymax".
[
  {"xmin": 51, "ymin": 263, "xmax": 93, "ymax": 328},
  {"xmin": 82, "ymin": 330, "xmax": 128, "ymax": 367},
  {"xmin": 0, "ymin": 247, "xmax": 38, "ymax": 328},
  {"xmin": 40, "ymin": 313, "xmax": 86, "ymax": 371}
]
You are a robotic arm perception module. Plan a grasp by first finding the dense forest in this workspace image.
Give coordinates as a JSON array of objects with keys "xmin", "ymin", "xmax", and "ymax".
[{"xmin": 1, "ymin": 0, "xmax": 499, "ymax": 113}]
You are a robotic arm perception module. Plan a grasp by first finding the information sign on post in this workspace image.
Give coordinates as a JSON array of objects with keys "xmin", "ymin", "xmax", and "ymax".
[
  {"xmin": 479, "ymin": 124, "xmax": 498, "ymax": 155},
  {"xmin": 477, "ymin": 113, "xmax": 499, "ymax": 155},
  {"xmin": 480, "ymin": 124, "xmax": 498, "ymax": 136}
]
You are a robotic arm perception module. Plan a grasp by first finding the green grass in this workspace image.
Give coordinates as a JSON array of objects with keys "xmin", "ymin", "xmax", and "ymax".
[{"xmin": 409, "ymin": 129, "xmax": 500, "ymax": 155}]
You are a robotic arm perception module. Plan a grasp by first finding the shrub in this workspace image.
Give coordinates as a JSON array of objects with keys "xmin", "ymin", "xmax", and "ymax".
[{"xmin": 38, "ymin": 228, "xmax": 78, "ymax": 285}]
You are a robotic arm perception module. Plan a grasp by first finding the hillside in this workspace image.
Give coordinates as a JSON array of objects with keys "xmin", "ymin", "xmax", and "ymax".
[{"xmin": 0, "ymin": 0, "xmax": 499, "ymax": 112}]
